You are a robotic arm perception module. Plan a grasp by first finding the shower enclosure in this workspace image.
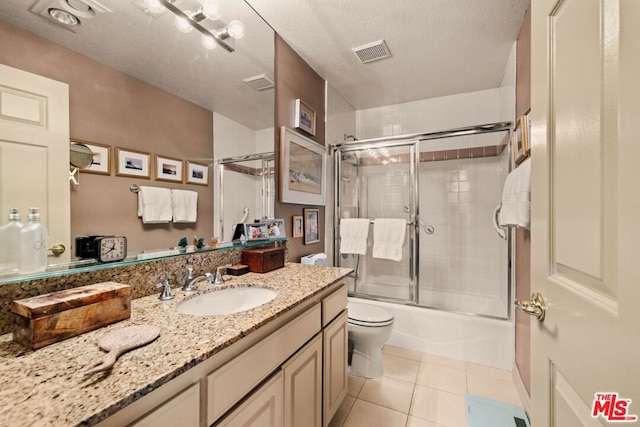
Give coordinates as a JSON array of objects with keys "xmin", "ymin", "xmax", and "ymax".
[
  {"xmin": 333, "ymin": 123, "xmax": 511, "ymax": 319},
  {"xmin": 215, "ymin": 152, "xmax": 275, "ymax": 241}
]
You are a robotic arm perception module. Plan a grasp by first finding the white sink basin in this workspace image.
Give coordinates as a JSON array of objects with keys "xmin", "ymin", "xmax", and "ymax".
[{"xmin": 176, "ymin": 287, "xmax": 277, "ymax": 316}]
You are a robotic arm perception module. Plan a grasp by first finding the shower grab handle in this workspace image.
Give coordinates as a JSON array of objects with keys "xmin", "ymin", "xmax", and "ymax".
[{"xmin": 492, "ymin": 204, "xmax": 507, "ymax": 240}]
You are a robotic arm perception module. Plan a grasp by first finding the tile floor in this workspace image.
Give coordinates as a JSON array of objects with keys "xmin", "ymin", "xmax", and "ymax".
[{"xmin": 329, "ymin": 345, "xmax": 522, "ymax": 427}]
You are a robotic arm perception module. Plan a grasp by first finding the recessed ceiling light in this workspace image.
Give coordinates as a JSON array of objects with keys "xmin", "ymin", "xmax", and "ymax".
[{"xmin": 48, "ymin": 8, "xmax": 80, "ymax": 25}]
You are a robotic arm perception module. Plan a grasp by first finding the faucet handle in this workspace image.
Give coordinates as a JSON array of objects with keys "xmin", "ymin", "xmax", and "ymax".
[
  {"xmin": 187, "ymin": 266, "xmax": 194, "ymax": 279},
  {"xmin": 214, "ymin": 264, "xmax": 231, "ymax": 285},
  {"xmin": 156, "ymin": 279, "xmax": 175, "ymax": 301}
]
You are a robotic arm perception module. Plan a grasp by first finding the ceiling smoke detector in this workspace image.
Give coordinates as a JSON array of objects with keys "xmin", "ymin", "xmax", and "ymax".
[
  {"xmin": 352, "ymin": 40, "xmax": 391, "ymax": 64},
  {"xmin": 242, "ymin": 74, "xmax": 275, "ymax": 91}
]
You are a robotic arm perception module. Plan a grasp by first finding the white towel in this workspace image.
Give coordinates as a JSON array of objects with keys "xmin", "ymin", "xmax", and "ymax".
[
  {"xmin": 137, "ymin": 186, "xmax": 172, "ymax": 223},
  {"xmin": 339, "ymin": 218, "xmax": 370, "ymax": 255},
  {"xmin": 372, "ymin": 218, "xmax": 407, "ymax": 262},
  {"xmin": 498, "ymin": 158, "xmax": 531, "ymax": 229},
  {"xmin": 171, "ymin": 189, "xmax": 198, "ymax": 223}
]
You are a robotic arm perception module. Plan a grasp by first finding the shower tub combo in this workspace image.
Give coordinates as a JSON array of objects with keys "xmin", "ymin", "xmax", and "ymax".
[{"xmin": 333, "ymin": 123, "xmax": 514, "ymax": 370}]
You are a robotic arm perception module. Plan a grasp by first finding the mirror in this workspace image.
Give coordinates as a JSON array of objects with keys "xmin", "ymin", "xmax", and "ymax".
[
  {"xmin": 70, "ymin": 143, "xmax": 94, "ymax": 169},
  {"xmin": 0, "ymin": 0, "xmax": 275, "ymax": 281}
]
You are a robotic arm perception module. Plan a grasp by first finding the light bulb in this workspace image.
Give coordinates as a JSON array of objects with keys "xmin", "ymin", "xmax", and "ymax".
[
  {"xmin": 201, "ymin": 33, "xmax": 217, "ymax": 50},
  {"xmin": 175, "ymin": 11, "xmax": 193, "ymax": 33},
  {"xmin": 227, "ymin": 20, "xmax": 245, "ymax": 39},
  {"xmin": 144, "ymin": 0, "xmax": 165, "ymax": 14},
  {"xmin": 200, "ymin": 0, "xmax": 221, "ymax": 20}
]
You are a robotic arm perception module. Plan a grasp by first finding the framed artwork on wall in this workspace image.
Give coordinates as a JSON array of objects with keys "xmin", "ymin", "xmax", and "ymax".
[
  {"xmin": 303, "ymin": 208, "xmax": 320, "ymax": 245},
  {"xmin": 186, "ymin": 161, "xmax": 209, "ymax": 185},
  {"xmin": 72, "ymin": 140, "xmax": 111, "ymax": 175},
  {"xmin": 116, "ymin": 147, "xmax": 150, "ymax": 179},
  {"xmin": 155, "ymin": 155, "xmax": 183, "ymax": 182},
  {"xmin": 294, "ymin": 98, "xmax": 316, "ymax": 136},
  {"xmin": 513, "ymin": 114, "xmax": 530, "ymax": 165},
  {"xmin": 279, "ymin": 126, "xmax": 326, "ymax": 206},
  {"xmin": 292, "ymin": 215, "xmax": 303, "ymax": 238}
]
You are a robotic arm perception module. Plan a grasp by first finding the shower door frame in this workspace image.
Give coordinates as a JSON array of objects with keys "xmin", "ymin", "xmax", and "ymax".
[
  {"xmin": 332, "ymin": 121, "xmax": 514, "ymax": 320},
  {"xmin": 216, "ymin": 152, "xmax": 274, "ymax": 242}
]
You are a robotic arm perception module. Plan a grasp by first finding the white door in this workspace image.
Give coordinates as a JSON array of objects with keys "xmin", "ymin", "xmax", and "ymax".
[
  {"xmin": 0, "ymin": 63, "xmax": 70, "ymax": 262},
  {"xmin": 530, "ymin": 0, "xmax": 640, "ymax": 425}
]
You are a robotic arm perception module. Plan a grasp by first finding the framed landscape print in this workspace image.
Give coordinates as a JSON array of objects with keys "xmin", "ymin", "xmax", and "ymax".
[{"xmin": 279, "ymin": 127, "xmax": 326, "ymax": 206}]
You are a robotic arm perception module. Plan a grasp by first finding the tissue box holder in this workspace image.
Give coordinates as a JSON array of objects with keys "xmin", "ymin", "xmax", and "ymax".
[
  {"xmin": 301, "ymin": 254, "xmax": 326, "ymax": 266},
  {"xmin": 12, "ymin": 282, "xmax": 131, "ymax": 349}
]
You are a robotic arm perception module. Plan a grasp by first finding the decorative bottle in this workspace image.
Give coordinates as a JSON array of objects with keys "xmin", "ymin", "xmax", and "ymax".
[
  {"xmin": 18, "ymin": 207, "xmax": 49, "ymax": 274},
  {"xmin": 0, "ymin": 208, "xmax": 24, "ymax": 273}
]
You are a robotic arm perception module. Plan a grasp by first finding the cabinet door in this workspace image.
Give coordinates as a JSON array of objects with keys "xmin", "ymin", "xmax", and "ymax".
[
  {"xmin": 216, "ymin": 372, "xmax": 283, "ymax": 427},
  {"xmin": 283, "ymin": 333, "xmax": 322, "ymax": 427},
  {"xmin": 131, "ymin": 383, "xmax": 200, "ymax": 427},
  {"xmin": 323, "ymin": 310, "xmax": 348, "ymax": 426}
]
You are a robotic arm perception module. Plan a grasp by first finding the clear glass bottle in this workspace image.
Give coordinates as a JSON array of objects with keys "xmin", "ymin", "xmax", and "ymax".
[
  {"xmin": 18, "ymin": 207, "xmax": 49, "ymax": 274},
  {"xmin": 0, "ymin": 208, "xmax": 24, "ymax": 273}
]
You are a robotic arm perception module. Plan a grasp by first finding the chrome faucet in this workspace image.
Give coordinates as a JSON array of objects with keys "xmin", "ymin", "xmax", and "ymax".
[
  {"xmin": 214, "ymin": 264, "xmax": 232, "ymax": 285},
  {"xmin": 156, "ymin": 279, "xmax": 175, "ymax": 301},
  {"xmin": 183, "ymin": 266, "xmax": 214, "ymax": 291}
]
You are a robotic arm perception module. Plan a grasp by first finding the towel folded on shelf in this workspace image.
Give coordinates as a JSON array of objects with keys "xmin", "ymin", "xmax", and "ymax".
[
  {"xmin": 171, "ymin": 189, "xmax": 198, "ymax": 223},
  {"xmin": 339, "ymin": 218, "xmax": 370, "ymax": 255},
  {"xmin": 372, "ymin": 218, "xmax": 407, "ymax": 262},
  {"xmin": 498, "ymin": 158, "xmax": 531, "ymax": 229},
  {"xmin": 137, "ymin": 186, "xmax": 172, "ymax": 224}
]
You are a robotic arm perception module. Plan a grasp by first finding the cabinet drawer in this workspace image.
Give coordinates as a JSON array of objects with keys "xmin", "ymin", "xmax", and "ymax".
[
  {"xmin": 207, "ymin": 303, "xmax": 321, "ymax": 425},
  {"xmin": 322, "ymin": 283, "xmax": 347, "ymax": 327},
  {"xmin": 131, "ymin": 383, "xmax": 199, "ymax": 427}
]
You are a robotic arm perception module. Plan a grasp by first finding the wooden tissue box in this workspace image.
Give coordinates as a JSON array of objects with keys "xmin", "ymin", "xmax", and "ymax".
[
  {"xmin": 12, "ymin": 282, "xmax": 131, "ymax": 349},
  {"xmin": 242, "ymin": 247, "xmax": 285, "ymax": 273}
]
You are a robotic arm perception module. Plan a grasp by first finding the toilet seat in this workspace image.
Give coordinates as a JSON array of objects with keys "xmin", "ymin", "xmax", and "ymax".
[{"xmin": 347, "ymin": 303, "xmax": 394, "ymax": 327}]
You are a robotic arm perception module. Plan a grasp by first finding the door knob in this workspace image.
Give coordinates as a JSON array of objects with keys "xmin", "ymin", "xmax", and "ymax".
[
  {"xmin": 48, "ymin": 244, "xmax": 66, "ymax": 256},
  {"xmin": 515, "ymin": 292, "xmax": 546, "ymax": 321}
]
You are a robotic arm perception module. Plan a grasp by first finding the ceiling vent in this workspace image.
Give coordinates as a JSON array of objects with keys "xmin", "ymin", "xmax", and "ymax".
[
  {"xmin": 243, "ymin": 74, "xmax": 275, "ymax": 91},
  {"xmin": 31, "ymin": 0, "xmax": 111, "ymax": 32},
  {"xmin": 352, "ymin": 40, "xmax": 391, "ymax": 64}
]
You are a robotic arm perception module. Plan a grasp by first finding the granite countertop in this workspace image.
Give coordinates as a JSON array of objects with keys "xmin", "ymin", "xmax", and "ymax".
[{"xmin": 0, "ymin": 263, "xmax": 352, "ymax": 426}]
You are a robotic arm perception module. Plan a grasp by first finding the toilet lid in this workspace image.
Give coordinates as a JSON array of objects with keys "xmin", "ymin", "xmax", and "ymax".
[{"xmin": 347, "ymin": 302, "xmax": 394, "ymax": 324}]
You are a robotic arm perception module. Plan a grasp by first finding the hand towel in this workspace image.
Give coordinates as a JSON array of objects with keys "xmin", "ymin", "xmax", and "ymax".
[
  {"xmin": 137, "ymin": 186, "xmax": 172, "ymax": 224},
  {"xmin": 339, "ymin": 218, "xmax": 370, "ymax": 255},
  {"xmin": 171, "ymin": 189, "xmax": 198, "ymax": 223},
  {"xmin": 498, "ymin": 158, "xmax": 531, "ymax": 229},
  {"xmin": 372, "ymin": 218, "xmax": 407, "ymax": 262}
]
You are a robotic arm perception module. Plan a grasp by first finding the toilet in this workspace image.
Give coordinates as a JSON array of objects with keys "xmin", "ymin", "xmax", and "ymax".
[{"xmin": 347, "ymin": 302, "xmax": 394, "ymax": 378}]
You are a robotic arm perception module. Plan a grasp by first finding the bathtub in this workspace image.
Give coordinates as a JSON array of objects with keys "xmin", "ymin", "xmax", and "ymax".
[{"xmin": 348, "ymin": 296, "xmax": 514, "ymax": 370}]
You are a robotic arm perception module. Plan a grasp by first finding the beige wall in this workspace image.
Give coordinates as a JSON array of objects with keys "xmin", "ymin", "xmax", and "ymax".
[
  {"xmin": 274, "ymin": 35, "xmax": 326, "ymax": 262},
  {"xmin": 0, "ymin": 21, "xmax": 214, "ymax": 253}
]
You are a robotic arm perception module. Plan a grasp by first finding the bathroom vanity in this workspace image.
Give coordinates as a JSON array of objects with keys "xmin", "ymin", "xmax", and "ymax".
[{"xmin": 0, "ymin": 263, "xmax": 351, "ymax": 427}]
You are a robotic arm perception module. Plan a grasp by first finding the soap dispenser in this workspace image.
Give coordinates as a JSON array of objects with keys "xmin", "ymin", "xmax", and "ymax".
[
  {"xmin": 18, "ymin": 207, "xmax": 49, "ymax": 274},
  {"xmin": 0, "ymin": 208, "xmax": 24, "ymax": 273}
]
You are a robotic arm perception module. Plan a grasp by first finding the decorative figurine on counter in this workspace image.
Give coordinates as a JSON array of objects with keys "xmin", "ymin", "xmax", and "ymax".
[
  {"xmin": 196, "ymin": 238, "xmax": 205, "ymax": 250},
  {"xmin": 178, "ymin": 237, "xmax": 188, "ymax": 251}
]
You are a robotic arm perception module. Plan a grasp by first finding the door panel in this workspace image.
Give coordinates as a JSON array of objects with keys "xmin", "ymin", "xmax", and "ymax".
[
  {"xmin": 0, "ymin": 64, "xmax": 70, "ymax": 262},
  {"xmin": 531, "ymin": 0, "xmax": 640, "ymax": 425}
]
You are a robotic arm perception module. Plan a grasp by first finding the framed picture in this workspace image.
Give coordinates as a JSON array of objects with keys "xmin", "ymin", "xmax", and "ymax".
[
  {"xmin": 294, "ymin": 98, "xmax": 316, "ymax": 136},
  {"xmin": 116, "ymin": 147, "xmax": 150, "ymax": 179},
  {"xmin": 303, "ymin": 208, "xmax": 320, "ymax": 245},
  {"xmin": 280, "ymin": 126, "xmax": 326, "ymax": 206},
  {"xmin": 155, "ymin": 155, "xmax": 183, "ymax": 182},
  {"xmin": 513, "ymin": 114, "xmax": 530, "ymax": 165},
  {"xmin": 186, "ymin": 161, "xmax": 209, "ymax": 185},
  {"xmin": 243, "ymin": 219, "xmax": 286, "ymax": 241},
  {"xmin": 292, "ymin": 215, "xmax": 303, "ymax": 238},
  {"xmin": 72, "ymin": 140, "xmax": 111, "ymax": 175}
]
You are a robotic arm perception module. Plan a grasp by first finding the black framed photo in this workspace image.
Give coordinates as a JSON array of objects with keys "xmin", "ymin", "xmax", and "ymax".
[{"xmin": 303, "ymin": 208, "xmax": 320, "ymax": 244}]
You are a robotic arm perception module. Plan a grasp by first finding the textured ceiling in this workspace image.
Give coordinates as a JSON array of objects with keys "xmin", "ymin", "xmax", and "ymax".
[{"xmin": 247, "ymin": 0, "xmax": 530, "ymax": 109}]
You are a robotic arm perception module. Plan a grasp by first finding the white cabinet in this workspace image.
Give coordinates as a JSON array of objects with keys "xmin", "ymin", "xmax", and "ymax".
[
  {"xmin": 283, "ymin": 334, "xmax": 323, "ymax": 427},
  {"xmin": 215, "ymin": 372, "xmax": 284, "ymax": 427},
  {"xmin": 131, "ymin": 384, "xmax": 200, "ymax": 427},
  {"xmin": 323, "ymin": 310, "xmax": 348, "ymax": 426}
]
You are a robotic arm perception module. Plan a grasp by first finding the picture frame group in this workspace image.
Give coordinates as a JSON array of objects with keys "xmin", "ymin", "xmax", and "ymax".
[
  {"xmin": 68, "ymin": 140, "xmax": 210, "ymax": 186},
  {"xmin": 244, "ymin": 219, "xmax": 286, "ymax": 242}
]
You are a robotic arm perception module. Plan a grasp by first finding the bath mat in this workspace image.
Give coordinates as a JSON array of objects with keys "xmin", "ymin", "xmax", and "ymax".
[{"xmin": 466, "ymin": 394, "xmax": 530, "ymax": 427}]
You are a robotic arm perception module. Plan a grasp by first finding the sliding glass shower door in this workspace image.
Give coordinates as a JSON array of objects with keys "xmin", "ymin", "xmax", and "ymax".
[{"xmin": 335, "ymin": 142, "xmax": 418, "ymax": 304}]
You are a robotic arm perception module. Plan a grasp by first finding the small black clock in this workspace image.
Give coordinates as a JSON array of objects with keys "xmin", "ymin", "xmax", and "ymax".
[{"xmin": 97, "ymin": 236, "xmax": 128, "ymax": 263}]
